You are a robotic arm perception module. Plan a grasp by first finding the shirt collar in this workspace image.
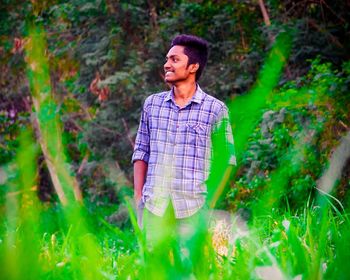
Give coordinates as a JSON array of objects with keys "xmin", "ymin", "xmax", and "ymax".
[{"xmin": 164, "ymin": 84, "xmax": 205, "ymax": 105}]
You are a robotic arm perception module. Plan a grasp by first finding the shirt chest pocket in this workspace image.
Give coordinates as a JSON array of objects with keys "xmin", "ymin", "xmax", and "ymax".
[{"xmin": 185, "ymin": 122, "xmax": 211, "ymax": 147}]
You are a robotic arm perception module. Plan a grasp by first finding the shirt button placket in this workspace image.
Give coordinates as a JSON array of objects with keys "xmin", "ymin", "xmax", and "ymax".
[
  {"xmin": 171, "ymin": 107, "xmax": 179, "ymax": 193},
  {"xmin": 174, "ymin": 108, "xmax": 179, "ymax": 158}
]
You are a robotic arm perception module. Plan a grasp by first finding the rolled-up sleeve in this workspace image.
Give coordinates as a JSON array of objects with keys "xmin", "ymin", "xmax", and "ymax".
[{"xmin": 132, "ymin": 99, "xmax": 150, "ymax": 163}]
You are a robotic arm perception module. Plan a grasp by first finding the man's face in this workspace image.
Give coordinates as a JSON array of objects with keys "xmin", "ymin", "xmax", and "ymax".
[{"xmin": 164, "ymin": 45, "xmax": 193, "ymax": 84}]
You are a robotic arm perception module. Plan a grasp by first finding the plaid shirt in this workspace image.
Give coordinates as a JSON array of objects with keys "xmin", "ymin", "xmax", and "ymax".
[{"xmin": 132, "ymin": 85, "xmax": 236, "ymax": 218}]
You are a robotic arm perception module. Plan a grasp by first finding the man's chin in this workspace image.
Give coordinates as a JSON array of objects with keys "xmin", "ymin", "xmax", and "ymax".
[{"xmin": 164, "ymin": 78, "xmax": 175, "ymax": 84}]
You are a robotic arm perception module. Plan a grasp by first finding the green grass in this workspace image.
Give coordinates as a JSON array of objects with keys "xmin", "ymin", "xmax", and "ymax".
[
  {"xmin": 1, "ymin": 186, "xmax": 349, "ymax": 279},
  {"xmin": 0, "ymin": 125, "xmax": 348, "ymax": 279},
  {"xmin": 2, "ymin": 126, "xmax": 347, "ymax": 279}
]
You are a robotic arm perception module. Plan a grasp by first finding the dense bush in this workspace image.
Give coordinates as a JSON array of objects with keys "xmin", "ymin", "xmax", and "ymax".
[{"xmin": 227, "ymin": 59, "xmax": 350, "ymax": 211}]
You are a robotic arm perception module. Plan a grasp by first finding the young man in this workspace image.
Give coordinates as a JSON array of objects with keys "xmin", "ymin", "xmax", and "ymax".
[{"xmin": 132, "ymin": 34, "xmax": 236, "ymax": 242}]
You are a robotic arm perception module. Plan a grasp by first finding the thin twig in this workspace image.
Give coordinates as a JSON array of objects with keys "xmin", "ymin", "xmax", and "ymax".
[
  {"xmin": 258, "ymin": 0, "xmax": 271, "ymax": 27},
  {"xmin": 308, "ymin": 19, "xmax": 344, "ymax": 49},
  {"xmin": 320, "ymin": 0, "xmax": 347, "ymax": 24},
  {"xmin": 238, "ymin": 23, "xmax": 248, "ymax": 51},
  {"xmin": 339, "ymin": 120, "xmax": 348, "ymax": 130},
  {"xmin": 122, "ymin": 117, "xmax": 135, "ymax": 149},
  {"xmin": 77, "ymin": 152, "xmax": 89, "ymax": 175},
  {"xmin": 94, "ymin": 123, "xmax": 122, "ymax": 137}
]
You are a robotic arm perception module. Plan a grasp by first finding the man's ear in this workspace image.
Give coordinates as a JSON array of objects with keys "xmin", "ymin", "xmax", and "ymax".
[{"xmin": 189, "ymin": 63, "xmax": 199, "ymax": 73}]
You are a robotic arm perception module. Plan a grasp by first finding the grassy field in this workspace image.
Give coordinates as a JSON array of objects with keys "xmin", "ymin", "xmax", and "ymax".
[
  {"xmin": 1, "ymin": 127, "xmax": 348, "ymax": 279},
  {"xmin": 1, "ymin": 189, "xmax": 349, "ymax": 279},
  {"xmin": 1, "ymin": 24, "xmax": 349, "ymax": 280}
]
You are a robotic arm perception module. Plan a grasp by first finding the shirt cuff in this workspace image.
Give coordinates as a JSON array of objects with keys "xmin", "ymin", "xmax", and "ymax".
[{"xmin": 132, "ymin": 150, "xmax": 150, "ymax": 164}]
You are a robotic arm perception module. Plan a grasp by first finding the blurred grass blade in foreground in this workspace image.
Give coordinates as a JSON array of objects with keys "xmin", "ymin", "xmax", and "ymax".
[
  {"xmin": 25, "ymin": 24, "xmax": 82, "ymax": 205},
  {"xmin": 1, "ymin": 128, "xmax": 41, "ymax": 279}
]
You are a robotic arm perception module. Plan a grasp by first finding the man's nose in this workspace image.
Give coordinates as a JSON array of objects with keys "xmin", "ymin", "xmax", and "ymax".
[{"xmin": 164, "ymin": 60, "xmax": 171, "ymax": 70}]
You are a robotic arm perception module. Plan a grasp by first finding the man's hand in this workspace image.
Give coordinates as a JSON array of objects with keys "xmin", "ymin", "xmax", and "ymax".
[
  {"xmin": 134, "ymin": 160, "xmax": 147, "ymax": 229},
  {"xmin": 133, "ymin": 160, "xmax": 148, "ymax": 206},
  {"xmin": 134, "ymin": 192, "xmax": 142, "ymax": 208}
]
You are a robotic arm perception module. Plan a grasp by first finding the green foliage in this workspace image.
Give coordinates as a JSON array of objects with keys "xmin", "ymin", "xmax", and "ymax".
[
  {"xmin": 227, "ymin": 58, "xmax": 350, "ymax": 211},
  {"xmin": 1, "ymin": 185, "xmax": 350, "ymax": 279},
  {"xmin": 0, "ymin": 111, "xmax": 29, "ymax": 164},
  {"xmin": 1, "ymin": 0, "xmax": 349, "ymax": 209},
  {"xmin": 0, "ymin": 5, "xmax": 349, "ymax": 279}
]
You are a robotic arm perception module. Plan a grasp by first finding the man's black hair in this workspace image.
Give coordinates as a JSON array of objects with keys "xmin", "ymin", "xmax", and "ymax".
[{"xmin": 171, "ymin": 34, "xmax": 209, "ymax": 81}]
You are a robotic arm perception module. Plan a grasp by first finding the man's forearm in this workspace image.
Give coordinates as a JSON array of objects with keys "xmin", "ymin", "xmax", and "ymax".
[{"xmin": 133, "ymin": 160, "xmax": 148, "ymax": 202}]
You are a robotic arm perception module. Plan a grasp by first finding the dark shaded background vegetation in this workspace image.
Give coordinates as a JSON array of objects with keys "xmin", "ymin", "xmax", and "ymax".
[{"xmin": 0, "ymin": 0, "xmax": 349, "ymax": 224}]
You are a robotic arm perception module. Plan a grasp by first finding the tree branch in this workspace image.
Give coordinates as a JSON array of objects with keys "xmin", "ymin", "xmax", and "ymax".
[
  {"xmin": 122, "ymin": 118, "xmax": 135, "ymax": 149},
  {"xmin": 258, "ymin": 0, "xmax": 271, "ymax": 27}
]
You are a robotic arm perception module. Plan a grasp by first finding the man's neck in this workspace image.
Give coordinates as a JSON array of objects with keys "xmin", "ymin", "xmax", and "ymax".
[{"xmin": 173, "ymin": 82, "xmax": 197, "ymax": 107}]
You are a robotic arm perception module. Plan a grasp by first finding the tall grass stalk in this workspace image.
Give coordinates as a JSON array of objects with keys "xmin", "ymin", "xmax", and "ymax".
[
  {"xmin": 22, "ymin": 23, "xmax": 110, "ymax": 279},
  {"xmin": 0, "ymin": 128, "xmax": 41, "ymax": 279},
  {"xmin": 211, "ymin": 31, "xmax": 292, "ymax": 207}
]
